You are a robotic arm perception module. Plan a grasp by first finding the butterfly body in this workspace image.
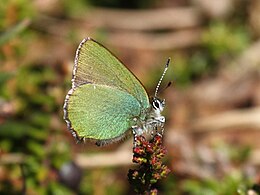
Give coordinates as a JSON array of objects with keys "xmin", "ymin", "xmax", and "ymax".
[
  {"xmin": 64, "ymin": 38, "xmax": 165, "ymax": 146},
  {"xmin": 131, "ymin": 97, "xmax": 165, "ymax": 136}
]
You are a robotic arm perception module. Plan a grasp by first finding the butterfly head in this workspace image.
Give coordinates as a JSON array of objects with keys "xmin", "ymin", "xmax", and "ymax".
[{"xmin": 151, "ymin": 97, "xmax": 165, "ymax": 114}]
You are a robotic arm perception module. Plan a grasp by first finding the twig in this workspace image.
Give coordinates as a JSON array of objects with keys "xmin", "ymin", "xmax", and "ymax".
[
  {"xmin": 75, "ymin": 148, "xmax": 132, "ymax": 168},
  {"xmin": 107, "ymin": 29, "xmax": 202, "ymax": 50},
  {"xmin": 82, "ymin": 7, "xmax": 202, "ymax": 31},
  {"xmin": 190, "ymin": 107, "xmax": 260, "ymax": 132},
  {"xmin": 0, "ymin": 153, "xmax": 25, "ymax": 164}
]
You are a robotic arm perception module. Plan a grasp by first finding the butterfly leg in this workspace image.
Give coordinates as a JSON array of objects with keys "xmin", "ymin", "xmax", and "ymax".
[
  {"xmin": 131, "ymin": 126, "xmax": 142, "ymax": 147},
  {"xmin": 132, "ymin": 125, "xmax": 144, "ymax": 135}
]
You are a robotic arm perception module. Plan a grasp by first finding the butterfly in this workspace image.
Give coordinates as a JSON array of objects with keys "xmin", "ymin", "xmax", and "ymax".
[{"xmin": 63, "ymin": 37, "xmax": 169, "ymax": 146}]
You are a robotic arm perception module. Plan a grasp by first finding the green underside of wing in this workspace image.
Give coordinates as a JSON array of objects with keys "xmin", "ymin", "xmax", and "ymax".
[
  {"xmin": 67, "ymin": 84, "xmax": 142, "ymax": 140},
  {"xmin": 74, "ymin": 39, "xmax": 150, "ymax": 109}
]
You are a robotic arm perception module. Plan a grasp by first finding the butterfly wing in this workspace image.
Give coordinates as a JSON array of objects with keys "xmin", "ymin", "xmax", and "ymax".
[
  {"xmin": 64, "ymin": 38, "xmax": 150, "ymax": 145},
  {"xmin": 65, "ymin": 84, "xmax": 141, "ymax": 145},
  {"xmin": 72, "ymin": 38, "xmax": 149, "ymax": 107}
]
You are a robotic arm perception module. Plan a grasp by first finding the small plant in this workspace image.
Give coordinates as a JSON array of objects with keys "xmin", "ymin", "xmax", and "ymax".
[{"xmin": 128, "ymin": 134, "xmax": 170, "ymax": 194}]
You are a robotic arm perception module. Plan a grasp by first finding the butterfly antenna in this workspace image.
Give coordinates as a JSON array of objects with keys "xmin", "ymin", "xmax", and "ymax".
[
  {"xmin": 154, "ymin": 58, "xmax": 170, "ymax": 97},
  {"xmin": 161, "ymin": 81, "xmax": 172, "ymax": 92}
]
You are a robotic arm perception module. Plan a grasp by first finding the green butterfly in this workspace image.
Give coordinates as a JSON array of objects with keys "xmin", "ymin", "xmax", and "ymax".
[{"xmin": 63, "ymin": 38, "xmax": 168, "ymax": 146}]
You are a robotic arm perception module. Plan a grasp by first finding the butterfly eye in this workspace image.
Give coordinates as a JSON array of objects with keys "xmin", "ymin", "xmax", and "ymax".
[{"xmin": 152, "ymin": 100, "xmax": 160, "ymax": 109}]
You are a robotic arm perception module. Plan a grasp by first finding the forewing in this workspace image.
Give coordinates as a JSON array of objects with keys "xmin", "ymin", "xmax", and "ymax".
[
  {"xmin": 72, "ymin": 37, "xmax": 149, "ymax": 109},
  {"xmin": 64, "ymin": 84, "xmax": 141, "ymax": 145}
]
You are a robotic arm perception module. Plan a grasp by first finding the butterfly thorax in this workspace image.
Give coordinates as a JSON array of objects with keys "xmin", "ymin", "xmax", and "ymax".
[{"xmin": 132, "ymin": 97, "xmax": 165, "ymax": 136}]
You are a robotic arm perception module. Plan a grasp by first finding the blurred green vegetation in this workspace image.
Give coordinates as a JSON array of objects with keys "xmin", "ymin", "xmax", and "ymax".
[
  {"xmin": 182, "ymin": 172, "xmax": 250, "ymax": 195},
  {"xmin": 147, "ymin": 22, "xmax": 250, "ymax": 89},
  {"xmin": 166, "ymin": 23, "xmax": 249, "ymax": 88},
  {"xmin": 0, "ymin": 0, "xmax": 258, "ymax": 194}
]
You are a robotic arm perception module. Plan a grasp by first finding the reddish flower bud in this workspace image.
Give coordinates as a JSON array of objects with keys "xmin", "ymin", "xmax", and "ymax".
[{"xmin": 128, "ymin": 134, "xmax": 170, "ymax": 194}]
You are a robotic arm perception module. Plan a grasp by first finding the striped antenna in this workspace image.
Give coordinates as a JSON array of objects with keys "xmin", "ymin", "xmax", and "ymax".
[{"xmin": 154, "ymin": 58, "xmax": 170, "ymax": 97}]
